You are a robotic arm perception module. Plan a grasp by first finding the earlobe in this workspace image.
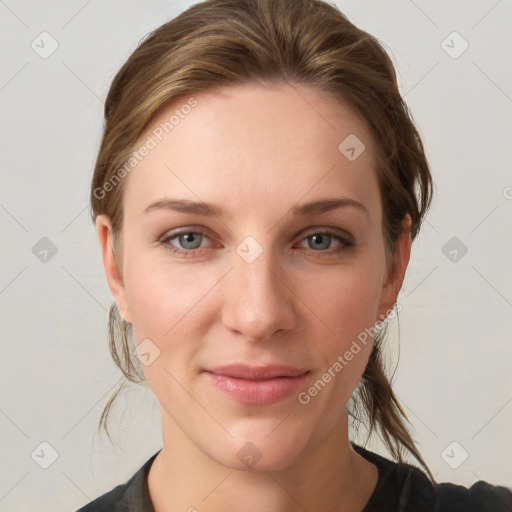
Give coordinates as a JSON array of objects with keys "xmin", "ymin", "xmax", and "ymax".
[
  {"xmin": 95, "ymin": 215, "xmax": 132, "ymax": 323},
  {"xmin": 375, "ymin": 215, "xmax": 412, "ymax": 324}
]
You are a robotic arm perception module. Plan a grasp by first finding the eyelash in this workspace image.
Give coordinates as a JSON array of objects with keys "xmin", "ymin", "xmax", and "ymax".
[{"xmin": 159, "ymin": 227, "xmax": 354, "ymax": 258}]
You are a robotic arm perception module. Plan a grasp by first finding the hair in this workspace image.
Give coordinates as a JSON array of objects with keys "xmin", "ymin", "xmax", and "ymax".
[{"xmin": 89, "ymin": 0, "xmax": 434, "ymax": 482}]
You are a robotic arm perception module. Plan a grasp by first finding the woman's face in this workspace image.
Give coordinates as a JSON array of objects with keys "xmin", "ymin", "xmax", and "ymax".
[{"xmin": 97, "ymin": 82, "xmax": 409, "ymax": 471}]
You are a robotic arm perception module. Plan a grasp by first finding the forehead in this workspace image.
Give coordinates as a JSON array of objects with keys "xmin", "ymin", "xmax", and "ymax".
[{"xmin": 123, "ymin": 82, "xmax": 381, "ymax": 222}]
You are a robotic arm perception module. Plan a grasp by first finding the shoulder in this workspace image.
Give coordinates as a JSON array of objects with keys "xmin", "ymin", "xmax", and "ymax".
[
  {"xmin": 351, "ymin": 443, "xmax": 512, "ymax": 512},
  {"xmin": 74, "ymin": 451, "xmax": 160, "ymax": 512},
  {"xmin": 354, "ymin": 443, "xmax": 437, "ymax": 511},
  {"xmin": 435, "ymin": 480, "xmax": 512, "ymax": 512},
  {"xmin": 75, "ymin": 484, "xmax": 126, "ymax": 512}
]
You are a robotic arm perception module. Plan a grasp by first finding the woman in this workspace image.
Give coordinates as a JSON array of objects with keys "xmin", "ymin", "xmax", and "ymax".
[{"xmin": 79, "ymin": 0, "xmax": 512, "ymax": 510}]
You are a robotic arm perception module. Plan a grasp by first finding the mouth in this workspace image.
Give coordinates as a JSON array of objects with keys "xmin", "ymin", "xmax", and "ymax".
[{"xmin": 203, "ymin": 364, "xmax": 310, "ymax": 405}]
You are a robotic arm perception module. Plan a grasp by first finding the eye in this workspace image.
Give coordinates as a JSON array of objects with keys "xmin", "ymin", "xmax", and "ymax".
[
  {"xmin": 159, "ymin": 228, "xmax": 215, "ymax": 258},
  {"xmin": 295, "ymin": 228, "xmax": 354, "ymax": 254},
  {"xmin": 159, "ymin": 227, "xmax": 354, "ymax": 258}
]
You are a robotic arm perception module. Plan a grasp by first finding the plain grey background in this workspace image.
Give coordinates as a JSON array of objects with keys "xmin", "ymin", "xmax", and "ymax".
[{"xmin": 1, "ymin": 0, "xmax": 511, "ymax": 510}]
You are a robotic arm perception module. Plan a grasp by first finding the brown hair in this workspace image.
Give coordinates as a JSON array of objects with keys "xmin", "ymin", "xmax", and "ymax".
[{"xmin": 90, "ymin": 0, "xmax": 434, "ymax": 482}]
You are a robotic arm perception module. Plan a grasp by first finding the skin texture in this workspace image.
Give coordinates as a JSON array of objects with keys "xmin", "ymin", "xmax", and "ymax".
[{"xmin": 96, "ymin": 82, "xmax": 411, "ymax": 512}]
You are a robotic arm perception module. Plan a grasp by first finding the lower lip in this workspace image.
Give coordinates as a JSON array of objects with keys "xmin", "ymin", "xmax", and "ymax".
[{"xmin": 205, "ymin": 371, "xmax": 309, "ymax": 406}]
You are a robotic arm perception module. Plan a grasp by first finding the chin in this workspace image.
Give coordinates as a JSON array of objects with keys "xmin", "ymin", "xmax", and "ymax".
[{"xmin": 205, "ymin": 430, "xmax": 311, "ymax": 473}]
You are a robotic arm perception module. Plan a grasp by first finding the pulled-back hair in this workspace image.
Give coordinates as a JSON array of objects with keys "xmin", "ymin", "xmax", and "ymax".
[{"xmin": 90, "ymin": 0, "xmax": 434, "ymax": 481}]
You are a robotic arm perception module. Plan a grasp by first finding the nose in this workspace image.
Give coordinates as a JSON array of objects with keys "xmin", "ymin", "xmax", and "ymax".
[{"xmin": 221, "ymin": 249, "xmax": 297, "ymax": 342}]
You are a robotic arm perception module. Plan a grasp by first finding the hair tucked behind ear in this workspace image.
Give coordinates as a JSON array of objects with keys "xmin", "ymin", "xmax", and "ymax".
[{"xmin": 91, "ymin": 0, "xmax": 434, "ymax": 483}]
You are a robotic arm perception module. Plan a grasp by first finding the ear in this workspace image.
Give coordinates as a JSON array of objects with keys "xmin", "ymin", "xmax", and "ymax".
[
  {"xmin": 96, "ymin": 214, "xmax": 132, "ymax": 323},
  {"xmin": 375, "ymin": 215, "xmax": 412, "ymax": 324}
]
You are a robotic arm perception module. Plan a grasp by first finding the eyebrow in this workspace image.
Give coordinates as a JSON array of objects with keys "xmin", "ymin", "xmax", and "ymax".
[{"xmin": 143, "ymin": 197, "xmax": 369, "ymax": 218}]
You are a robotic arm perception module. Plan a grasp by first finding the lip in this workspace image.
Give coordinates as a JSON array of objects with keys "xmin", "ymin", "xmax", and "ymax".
[
  {"xmin": 206, "ymin": 364, "xmax": 309, "ymax": 380},
  {"xmin": 204, "ymin": 364, "xmax": 310, "ymax": 405}
]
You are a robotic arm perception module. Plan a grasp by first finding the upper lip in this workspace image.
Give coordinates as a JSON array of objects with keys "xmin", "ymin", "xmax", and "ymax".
[{"xmin": 205, "ymin": 364, "xmax": 309, "ymax": 380}]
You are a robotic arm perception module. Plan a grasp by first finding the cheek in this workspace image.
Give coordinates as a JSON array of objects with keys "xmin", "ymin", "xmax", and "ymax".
[
  {"xmin": 306, "ymin": 261, "xmax": 383, "ymax": 393},
  {"xmin": 123, "ymin": 262, "xmax": 211, "ymax": 394},
  {"xmin": 315, "ymin": 263, "xmax": 383, "ymax": 339},
  {"xmin": 124, "ymin": 255, "xmax": 208, "ymax": 334}
]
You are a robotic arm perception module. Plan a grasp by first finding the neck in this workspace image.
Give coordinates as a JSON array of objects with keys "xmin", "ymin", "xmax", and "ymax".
[{"xmin": 147, "ymin": 409, "xmax": 378, "ymax": 512}]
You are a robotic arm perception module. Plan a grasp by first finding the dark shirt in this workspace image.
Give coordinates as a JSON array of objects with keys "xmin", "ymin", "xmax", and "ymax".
[{"xmin": 75, "ymin": 443, "xmax": 512, "ymax": 511}]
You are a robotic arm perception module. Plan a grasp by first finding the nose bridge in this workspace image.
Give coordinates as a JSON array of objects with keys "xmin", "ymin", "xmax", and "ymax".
[{"xmin": 222, "ymin": 244, "xmax": 296, "ymax": 341}]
